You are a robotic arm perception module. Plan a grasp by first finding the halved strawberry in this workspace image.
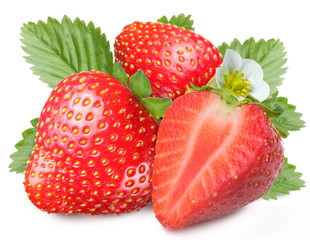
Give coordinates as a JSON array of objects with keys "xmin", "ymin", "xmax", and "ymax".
[
  {"xmin": 114, "ymin": 21, "xmax": 222, "ymax": 99},
  {"xmin": 152, "ymin": 91, "xmax": 284, "ymax": 229},
  {"xmin": 24, "ymin": 71, "xmax": 159, "ymax": 215}
]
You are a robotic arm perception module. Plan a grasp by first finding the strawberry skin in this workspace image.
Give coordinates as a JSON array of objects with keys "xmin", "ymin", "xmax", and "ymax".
[
  {"xmin": 152, "ymin": 91, "xmax": 284, "ymax": 229},
  {"xmin": 24, "ymin": 71, "xmax": 159, "ymax": 215},
  {"xmin": 114, "ymin": 21, "xmax": 222, "ymax": 99}
]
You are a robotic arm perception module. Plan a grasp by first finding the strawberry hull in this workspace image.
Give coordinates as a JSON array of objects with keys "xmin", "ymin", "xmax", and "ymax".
[{"xmin": 152, "ymin": 91, "xmax": 284, "ymax": 229}]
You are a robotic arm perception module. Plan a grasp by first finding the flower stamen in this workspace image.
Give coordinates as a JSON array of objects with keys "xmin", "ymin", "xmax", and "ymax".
[{"xmin": 223, "ymin": 70, "xmax": 251, "ymax": 97}]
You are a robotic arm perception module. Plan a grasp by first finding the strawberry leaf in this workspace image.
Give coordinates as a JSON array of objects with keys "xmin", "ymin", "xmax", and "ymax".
[
  {"xmin": 261, "ymin": 158, "xmax": 305, "ymax": 200},
  {"xmin": 21, "ymin": 16, "xmax": 113, "ymax": 88},
  {"xmin": 269, "ymin": 98, "xmax": 305, "ymax": 137},
  {"xmin": 218, "ymin": 38, "xmax": 287, "ymax": 95},
  {"xmin": 157, "ymin": 13, "xmax": 194, "ymax": 31},
  {"xmin": 9, "ymin": 118, "xmax": 39, "ymax": 173},
  {"xmin": 261, "ymin": 93, "xmax": 305, "ymax": 138}
]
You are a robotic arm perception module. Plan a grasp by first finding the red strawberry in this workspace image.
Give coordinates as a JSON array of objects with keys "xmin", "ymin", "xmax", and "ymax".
[
  {"xmin": 152, "ymin": 91, "xmax": 284, "ymax": 229},
  {"xmin": 24, "ymin": 71, "xmax": 159, "ymax": 215},
  {"xmin": 114, "ymin": 21, "xmax": 222, "ymax": 99}
]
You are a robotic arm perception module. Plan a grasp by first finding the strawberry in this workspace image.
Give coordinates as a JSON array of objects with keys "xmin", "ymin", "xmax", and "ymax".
[
  {"xmin": 24, "ymin": 71, "xmax": 159, "ymax": 215},
  {"xmin": 114, "ymin": 21, "xmax": 222, "ymax": 99},
  {"xmin": 152, "ymin": 91, "xmax": 284, "ymax": 229}
]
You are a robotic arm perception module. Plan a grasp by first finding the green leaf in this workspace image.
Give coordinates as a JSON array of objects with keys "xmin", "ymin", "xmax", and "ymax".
[
  {"xmin": 261, "ymin": 158, "xmax": 305, "ymax": 200},
  {"xmin": 129, "ymin": 70, "xmax": 152, "ymax": 99},
  {"xmin": 218, "ymin": 38, "xmax": 287, "ymax": 95},
  {"xmin": 261, "ymin": 94, "xmax": 305, "ymax": 138},
  {"xmin": 141, "ymin": 97, "xmax": 172, "ymax": 118},
  {"xmin": 21, "ymin": 16, "xmax": 113, "ymax": 88},
  {"xmin": 113, "ymin": 62, "xmax": 128, "ymax": 86},
  {"xmin": 9, "ymin": 118, "xmax": 39, "ymax": 173},
  {"xmin": 157, "ymin": 13, "xmax": 194, "ymax": 31}
]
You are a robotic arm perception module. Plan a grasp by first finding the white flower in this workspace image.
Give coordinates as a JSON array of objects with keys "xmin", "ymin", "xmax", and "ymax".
[{"xmin": 215, "ymin": 49, "xmax": 270, "ymax": 101}]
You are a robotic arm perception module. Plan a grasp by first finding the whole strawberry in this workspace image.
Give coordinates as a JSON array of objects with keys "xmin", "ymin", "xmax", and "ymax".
[
  {"xmin": 114, "ymin": 21, "xmax": 222, "ymax": 99},
  {"xmin": 24, "ymin": 71, "xmax": 159, "ymax": 215},
  {"xmin": 152, "ymin": 91, "xmax": 284, "ymax": 229}
]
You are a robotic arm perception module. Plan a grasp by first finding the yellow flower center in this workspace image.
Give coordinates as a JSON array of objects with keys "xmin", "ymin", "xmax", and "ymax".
[{"xmin": 223, "ymin": 71, "xmax": 251, "ymax": 97}]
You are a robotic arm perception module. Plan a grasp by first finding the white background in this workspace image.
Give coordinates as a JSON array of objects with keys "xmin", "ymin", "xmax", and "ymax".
[{"xmin": 1, "ymin": 0, "xmax": 309, "ymax": 239}]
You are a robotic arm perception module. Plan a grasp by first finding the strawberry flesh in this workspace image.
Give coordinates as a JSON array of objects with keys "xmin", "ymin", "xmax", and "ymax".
[{"xmin": 152, "ymin": 91, "xmax": 284, "ymax": 229}]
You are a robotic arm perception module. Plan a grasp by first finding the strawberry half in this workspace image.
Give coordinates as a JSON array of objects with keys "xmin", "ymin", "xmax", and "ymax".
[
  {"xmin": 24, "ymin": 71, "xmax": 159, "ymax": 215},
  {"xmin": 152, "ymin": 91, "xmax": 284, "ymax": 229},
  {"xmin": 114, "ymin": 21, "xmax": 222, "ymax": 99}
]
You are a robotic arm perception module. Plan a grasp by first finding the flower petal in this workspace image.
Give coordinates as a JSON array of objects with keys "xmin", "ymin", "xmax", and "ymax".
[
  {"xmin": 251, "ymin": 80, "xmax": 270, "ymax": 101},
  {"xmin": 222, "ymin": 49, "xmax": 243, "ymax": 72},
  {"xmin": 241, "ymin": 59, "xmax": 264, "ymax": 84},
  {"xmin": 215, "ymin": 67, "xmax": 225, "ymax": 88}
]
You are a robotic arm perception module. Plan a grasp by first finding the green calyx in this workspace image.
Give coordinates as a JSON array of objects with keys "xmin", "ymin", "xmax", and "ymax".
[
  {"xmin": 112, "ymin": 63, "xmax": 172, "ymax": 121},
  {"xmin": 187, "ymin": 81, "xmax": 239, "ymax": 106},
  {"xmin": 223, "ymin": 71, "xmax": 251, "ymax": 98}
]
